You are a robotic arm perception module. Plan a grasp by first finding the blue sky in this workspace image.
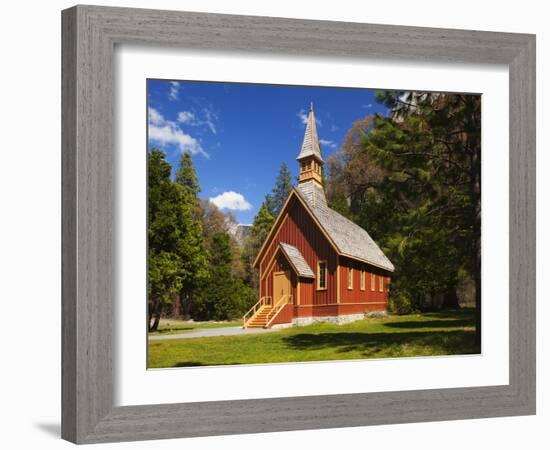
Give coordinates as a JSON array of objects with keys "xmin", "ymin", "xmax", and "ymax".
[{"xmin": 147, "ymin": 79, "xmax": 389, "ymax": 224}]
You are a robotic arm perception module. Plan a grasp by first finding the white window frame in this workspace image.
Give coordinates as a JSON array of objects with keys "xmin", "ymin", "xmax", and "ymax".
[
  {"xmin": 347, "ymin": 267, "xmax": 353, "ymax": 290},
  {"xmin": 317, "ymin": 260, "xmax": 327, "ymax": 291}
]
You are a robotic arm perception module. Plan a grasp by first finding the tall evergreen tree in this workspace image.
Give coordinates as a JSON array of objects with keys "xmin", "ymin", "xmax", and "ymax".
[
  {"xmin": 171, "ymin": 150, "xmax": 208, "ymax": 317},
  {"xmin": 241, "ymin": 200, "xmax": 275, "ymax": 291},
  {"xmin": 194, "ymin": 233, "xmax": 255, "ymax": 320},
  {"xmin": 148, "ymin": 149, "xmax": 181, "ymax": 331},
  {"xmin": 269, "ymin": 163, "xmax": 293, "ymax": 216},
  {"xmin": 175, "ymin": 151, "xmax": 200, "ymax": 197},
  {"xmin": 263, "ymin": 193, "xmax": 276, "ymax": 218},
  {"xmin": 147, "ymin": 149, "xmax": 208, "ymax": 329},
  {"xmin": 199, "ymin": 199, "xmax": 246, "ymax": 280},
  {"xmin": 325, "ymin": 92, "xmax": 481, "ymax": 345},
  {"xmin": 372, "ymin": 92, "xmax": 480, "ymax": 344},
  {"xmin": 194, "ymin": 233, "xmax": 233, "ymax": 320}
]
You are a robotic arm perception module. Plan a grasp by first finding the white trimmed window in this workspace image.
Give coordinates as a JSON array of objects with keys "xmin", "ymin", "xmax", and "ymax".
[
  {"xmin": 379, "ymin": 275, "xmax": 384, "ymax": 292},
  {"xmin": 317, "ymin": 261, "xmax": 327, "ymax": 290},
  {"xmin": 348, "ymin": 267, "xmax": 353, "ymax": 290},
  {"xmin": 360, "ymin": 270, "xmax": 365, "ymax": 291},
  {"xmin": 370, "ymin": 272, "xmax": 375, "ymax": 291}
]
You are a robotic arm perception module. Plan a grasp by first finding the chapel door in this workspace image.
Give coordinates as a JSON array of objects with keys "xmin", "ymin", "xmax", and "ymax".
[{"xmin": 273, "ymin": 272, "xmax": 290, "ymax": 306}]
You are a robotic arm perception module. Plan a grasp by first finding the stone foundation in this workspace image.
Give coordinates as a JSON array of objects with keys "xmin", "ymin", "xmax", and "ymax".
[
  {"xmin": 365, "ymin": 310, "xmax": 388, "ymax": 318},
  {"xmin": 291, "ymin": 313, "xmax": 366, "ymax": 327},
  {"xmin": 270, "ymin": 322, "xmax": 294, "ymax": 330}
]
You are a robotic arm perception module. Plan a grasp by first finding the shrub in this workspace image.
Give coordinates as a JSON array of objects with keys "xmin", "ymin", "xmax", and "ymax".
[{"xmin": 388, "ymin": 291, "xmax": 416, "ymax": 315}]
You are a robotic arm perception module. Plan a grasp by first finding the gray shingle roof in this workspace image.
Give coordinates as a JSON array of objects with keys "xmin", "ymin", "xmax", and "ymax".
[
  {"xmin": 280, "ymin": 242, "xmax": 316, "ymax": 278},
  {"xmin": 295, "ymin": 185, "xmax": 395, "ymax": 272},
  {"xmin": 296, "ymin": 105, "xmax": 324, "ymax": 163},
  {"xmin": 296, "ymin": 179, "xmax": 327, "ymax": 207}
]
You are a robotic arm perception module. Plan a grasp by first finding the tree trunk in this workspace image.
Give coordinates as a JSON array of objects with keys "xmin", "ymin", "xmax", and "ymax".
[
  {"xmin": 180, "ymin": 291, "xmax": 192, "ymax": 319},
  {"xmin": 442, "ymin": 284, "xmax": 460, "ymax": 309},
  {"xmin": 172, "ymin": 293, "xmax": 182, "ymax": 317},
  {"xmin": 148, "ymin": 303, "xmax": 162, "ymax": 332}
]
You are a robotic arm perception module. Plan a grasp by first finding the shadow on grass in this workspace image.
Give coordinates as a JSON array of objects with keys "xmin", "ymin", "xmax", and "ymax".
[
  {"xmin": 383, "ymin": 319, "xmax": 473, "ymax": 329},
  {"xmin": 151, "ymin": 327, "xmax": 195, "ymax": 335},
  {"xmin": 282, "ymin": 330, "xmax": 479, "ymax": 356},
  {"xmin": 174, "ymin": 361, "xmax": 242, "ymax": 367},
  {"xmin": 420, "ymin": 309, "xmax": 476, "ymax": 320}
]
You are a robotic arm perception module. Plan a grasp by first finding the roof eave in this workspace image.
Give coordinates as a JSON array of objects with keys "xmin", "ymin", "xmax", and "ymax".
[
  {"xmin": 296, "ymin": 152, "xmax": 324, "ymax": 164},
  {"xmin": 339, "ymin": 252, "xmax": 395, "ymax": 273},
  {"xmin": 279, "ymin": 243, "xmax": 316, "ymax": 279}
]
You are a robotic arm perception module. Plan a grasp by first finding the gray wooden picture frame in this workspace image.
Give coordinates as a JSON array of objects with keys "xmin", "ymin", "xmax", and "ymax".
[{"xmin": 61, "ymin": 4, "xmax": 536, "ymax": 444}]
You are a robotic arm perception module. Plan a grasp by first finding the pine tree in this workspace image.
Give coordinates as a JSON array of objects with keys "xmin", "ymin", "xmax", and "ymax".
[
  {"xmin": 241, "ymin": 200, "xmax": 275, "ymax": 291},
  {"xmin": 171, "ymin": 151, "xmax": 208, "ymax": 316},
  {"xmin": 148, "ymin": 150, "xmax": 181, "ymax": 331},
  {"xmin": 147, "ymin": 149, "xmax": 208, "ymax": 329},
  {"xmin": 325, "ymin": 92, "xmax": 481, "ymax": 346},
  {"xmin": 263, "ymin": 193, "xmax": 276, "ymax": 218},
  {"xmin": 175, "ymin": 151, "xmax": 200, "ymax": 197},
  {"xmin": 193, "ymin": 233, "xmax": 255, "ymax": 320},
  {"xmin": 269, "ymin": 163, "xmax": 293, "ymax": 216}
]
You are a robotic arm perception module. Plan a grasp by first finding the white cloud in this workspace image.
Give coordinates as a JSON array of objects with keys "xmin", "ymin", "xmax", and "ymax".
[
  {"xmin": 177, "ymin": 111, "xmax": 197, "ymax": 124},
  {"xmin": 362, "ymin": 103, "xmax": 373, "ymax": 108},
  {"xmin": 319, "ymin": 139, "xmax": 337, "ymax": 148},
  {"xmin": 148, "ymin": 107, "xmax": 164, "ymax": 126},
  {"xmin": 148, "ymin": 124, "xmax": 203, "ymax": 156},
  {"xmin": 169, "ymin": 81, "xmax": 181, "ymax": 100},
  {"xmin": 209, "ymin": 191, "xmax": 252, "ymax": 211},
  {"xmin": 330, "ymin": 124, "xmax": 338, "ymax": 132},
  {"xmin": 176, "ymin": 107, "xmax": 218, "ymax": 134},
  {"xmin": 148, "ymin": 107, "xmax": 208, "ymax": 157},
  {"xmin": 297, "ymin": 109, "xmax": 322, "ymax": 127},
  {"xmin": 297, "ymin": 109, "xmax": 308, "ymax": 125},
  {"xmin": 202, "ymin": 108, "xmax": 218, "ymax": 134}
]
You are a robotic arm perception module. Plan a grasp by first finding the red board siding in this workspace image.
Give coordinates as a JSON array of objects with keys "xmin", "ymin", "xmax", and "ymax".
[
  {"xmin": 270, "ymin": 304, "xmax": 293, "ymax": 325},
  {"xmin": 259, "ymin": 196, "xmax": 337, "ymax": 305},
  {"xmin": 299, "ymin": 278, "xmax": 314, "ymax": 306},
  {"xmin": 339, "ymin": 256, "xmax": 390, "ymax": 307}
]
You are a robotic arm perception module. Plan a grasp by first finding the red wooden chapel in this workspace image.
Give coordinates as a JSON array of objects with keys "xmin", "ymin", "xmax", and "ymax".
[{"xmin": 244, "ymin": 104, "xmax": 394, "ymax": 328}]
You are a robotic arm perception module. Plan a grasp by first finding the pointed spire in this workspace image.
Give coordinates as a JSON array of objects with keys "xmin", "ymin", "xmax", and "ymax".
[{"xmin": 297, "ymin": 103, "xmax": 324, "ymax": 163}]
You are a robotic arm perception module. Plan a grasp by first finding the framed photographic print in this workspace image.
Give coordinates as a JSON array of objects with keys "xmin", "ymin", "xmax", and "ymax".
[{"xmin": 62, "ymin": 5, "xmax": 536, "ymax": 444}]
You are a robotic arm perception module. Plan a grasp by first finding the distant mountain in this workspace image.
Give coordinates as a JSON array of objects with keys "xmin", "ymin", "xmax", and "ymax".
[{"xmin": 227, "ymin": 223, "xmax": 252, "ymax": 247}]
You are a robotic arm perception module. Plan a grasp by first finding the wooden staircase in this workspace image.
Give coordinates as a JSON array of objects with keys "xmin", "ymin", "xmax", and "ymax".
[
  {"xmin": 243, "ymin": 295, "xmax": 293, "ymax": 329},
  {"xmin": 244, "ymin": 305, "xmax": 273, "ymax": 328}
]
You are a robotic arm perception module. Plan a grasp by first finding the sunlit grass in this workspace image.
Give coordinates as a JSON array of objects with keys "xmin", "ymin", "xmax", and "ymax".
[{"xmin": 147, "ymin": 308, "xmax": 479, "ymax": 368}]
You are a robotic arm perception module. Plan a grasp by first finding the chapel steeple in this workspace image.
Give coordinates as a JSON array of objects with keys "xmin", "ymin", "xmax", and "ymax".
[{"xmin": 296, "ymin": 103, "xmax": 324, "ymax": 186}]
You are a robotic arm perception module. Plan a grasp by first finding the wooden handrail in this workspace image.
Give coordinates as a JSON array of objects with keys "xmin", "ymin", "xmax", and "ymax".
[
  {"xmin": 264, "ymin": 294, "xmax": 292, "ymax": 328},
  {"xmin": 243, "ymin": 296, "xmax": 271, "ymax": 328}
]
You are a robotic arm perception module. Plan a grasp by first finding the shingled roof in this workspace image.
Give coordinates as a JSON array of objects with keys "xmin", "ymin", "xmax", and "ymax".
[
  {"xmin": 296, "ymin": 103, "xmax": 324, "ymax": 163},
  {"xmin": 295, "ymin": 186, "xmax": 395, "ymax": 272},
  {"xmin": 279, "ymin": 242, "xmax": 315, "ymax": 278}
]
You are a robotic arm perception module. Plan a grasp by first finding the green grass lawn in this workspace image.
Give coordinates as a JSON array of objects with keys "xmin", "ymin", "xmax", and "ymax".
[
  {"xmin": 147, "ymin": 308, "xmax": 480, "ymax": 368},
  {"xmin": 148, "ymin": 319, "xmax": 242, "ymax": 336}
]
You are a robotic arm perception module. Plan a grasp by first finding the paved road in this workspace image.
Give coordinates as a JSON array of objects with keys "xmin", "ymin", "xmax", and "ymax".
[{"xmin": 148, "ymin": 326, "xmax": 281, "ymax": 340}]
